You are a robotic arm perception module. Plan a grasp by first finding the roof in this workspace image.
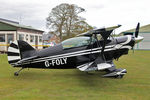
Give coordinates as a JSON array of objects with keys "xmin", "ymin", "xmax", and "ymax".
[
  {"xmin": 0, "ymin": 18, "xmax": 19, "ymax": 24},
  {"xmin": 122, "ymin": 24, "xmax": 150, "ymax": 34},
  {"xmin": 0, "ymin": 19, "xmax": 44, "ymax": 32}
]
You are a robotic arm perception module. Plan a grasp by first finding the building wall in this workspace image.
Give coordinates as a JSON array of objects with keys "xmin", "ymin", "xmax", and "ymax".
[
  {"xmin": 135, "ymin": 33, "xmax": 150, "ymax": 50},
  {"xmin": 0, "ymin": 31, "xmax": 16, "ymax": 52},
  {"xmin": 0, "ymin": 29, "xmax": 43, "ymax": 52},
  {"xmin": 17, "ymin": 29, "xmax": 43, "ymax": 49}
]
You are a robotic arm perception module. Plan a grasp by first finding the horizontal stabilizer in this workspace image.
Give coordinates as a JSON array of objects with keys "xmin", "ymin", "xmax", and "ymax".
[{"xmin": 17, "ymin": 56, "xmax": 38, "ymax": 64}]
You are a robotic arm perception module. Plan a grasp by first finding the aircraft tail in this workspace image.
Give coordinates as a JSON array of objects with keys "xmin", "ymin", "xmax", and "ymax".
[{"xmin": 7, "ymin": 40, "xmax": 36, "ymax": 65}]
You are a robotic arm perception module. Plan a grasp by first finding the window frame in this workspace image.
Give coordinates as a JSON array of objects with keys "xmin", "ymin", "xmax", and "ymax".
[
  {"xmin": 7, "ymin": 34, "xmax": 14, "ymax": 44},
  {"xmin": 39, "ymin": 36, "xmax": 42, "ymax": 43},
  {"xmin": 26, "ymin": 34, "xmax": 29, "ymax": 41},
  {"xmin": 30, "ymin": 35, "xmax": 34, "ymax": 43},
  {"xmin": 19, "ymin": 34, "xmax": 24, "ymax": 40},
  {"xmin": 0, "ymin": 34, "xmax": 5, "ymax": 42}
]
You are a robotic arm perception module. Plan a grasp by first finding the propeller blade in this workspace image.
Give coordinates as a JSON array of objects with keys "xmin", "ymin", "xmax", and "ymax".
[
  {"xmin": 135, "ymin": 23, "xmax": 140, "ymax": 38},
  {"xmin": 132, "ymin": 23, "xmax": 140, "ymax": 53}
]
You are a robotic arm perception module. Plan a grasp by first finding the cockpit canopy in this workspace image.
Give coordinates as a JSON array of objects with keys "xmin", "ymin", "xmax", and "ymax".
[
  {"xmin": 61, "ymin": 25, "xmax": 121, "ymax": 49},
  {"xmin": 62, "ymin": 36, "xmax": 96, "ymax": 49}
]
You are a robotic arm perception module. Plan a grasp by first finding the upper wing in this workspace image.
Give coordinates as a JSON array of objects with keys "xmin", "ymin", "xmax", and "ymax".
[{"xmin": 77, "ymin": 25, "xmax": 121, "ymax": 37}]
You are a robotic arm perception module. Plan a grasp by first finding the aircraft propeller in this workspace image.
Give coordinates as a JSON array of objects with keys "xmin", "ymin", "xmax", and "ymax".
[{"xmin": 131, "ymin": 23, "xmax": 143, "ymax": 52}]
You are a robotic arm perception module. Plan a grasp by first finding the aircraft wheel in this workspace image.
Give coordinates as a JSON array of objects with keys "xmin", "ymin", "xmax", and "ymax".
[
  {"xmin": 14, "ymin": 72, "xmax": 19, "ymax": 76},
  {"xmin": 116, "ymin": 75, "xmax": 123, "ymax": 79},
  {"xmin": 117, "ymin": 75, "xmax": 123, "ymax": 79}
]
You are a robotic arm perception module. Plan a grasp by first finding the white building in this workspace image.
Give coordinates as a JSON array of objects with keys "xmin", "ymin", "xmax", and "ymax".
[{"xmin": 0, "ymin": 18, "xmax": 44, "ymax": 52}]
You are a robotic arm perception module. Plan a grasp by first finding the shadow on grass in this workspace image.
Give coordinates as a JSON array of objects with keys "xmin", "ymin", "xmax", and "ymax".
[{"xmin": 73, "ymin": 70, "xmax": 113, "ymax": 87}]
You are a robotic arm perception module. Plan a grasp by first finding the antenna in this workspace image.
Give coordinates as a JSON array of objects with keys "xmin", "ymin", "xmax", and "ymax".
[{"xmin": 19, "ymin": 14, "xmax": 22, "ymax": 24}]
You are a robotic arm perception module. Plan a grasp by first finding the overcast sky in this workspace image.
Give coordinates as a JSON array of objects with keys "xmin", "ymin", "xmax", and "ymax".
[{"xmin": 0, "ymin": 0, "xmax": 149, "ymax": 34}]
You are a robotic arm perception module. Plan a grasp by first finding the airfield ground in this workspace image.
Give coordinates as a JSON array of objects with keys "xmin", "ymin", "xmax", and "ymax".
[{"xmin": 0, "ymin": 51, "xmax": 150, "ymax": 100}]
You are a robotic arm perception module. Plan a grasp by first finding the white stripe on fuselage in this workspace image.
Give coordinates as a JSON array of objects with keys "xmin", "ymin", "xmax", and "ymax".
[
  {"xmin": 10, "ymin": 45, "xmax": 111, "ymax": 65},
  {"xmin": 28, "ymin": 35, "xmax": 132, "ymax": 63},
  {"xmin": 32, "ymin": 45, "xmax": 114, "ymax": 62},
  {"xmin": 30, "ymin": 45, "xmax": 131, "ymax": 64},
  {"xmin": 12, "ymin": 45, "xmax": 113, "ymax": 65},
  {"xmin": 12, "ymin": 45, "xmax": 131, "ymax": 65}
]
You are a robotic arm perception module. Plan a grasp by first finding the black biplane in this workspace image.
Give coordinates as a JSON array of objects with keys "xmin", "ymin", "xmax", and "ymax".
[{"xmin": 7, "ymin": 23, "xmax": 143, "ymax": 78}]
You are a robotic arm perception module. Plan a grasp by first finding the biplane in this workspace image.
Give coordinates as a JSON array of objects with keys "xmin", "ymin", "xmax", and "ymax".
[{"xmin": 7, "ymin": 23, "xmax": 143, "ymax": 78}]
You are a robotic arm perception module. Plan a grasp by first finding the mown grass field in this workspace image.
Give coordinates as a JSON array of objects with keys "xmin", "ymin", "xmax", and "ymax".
[{"xmin": 0, "ymin": 51, "xmax": 150, "ymax": 100}]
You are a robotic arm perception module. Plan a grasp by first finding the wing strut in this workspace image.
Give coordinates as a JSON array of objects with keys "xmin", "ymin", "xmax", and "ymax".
[{"xmin": 78, "ymin": 25, "xmax": 121, "ymax": 60}]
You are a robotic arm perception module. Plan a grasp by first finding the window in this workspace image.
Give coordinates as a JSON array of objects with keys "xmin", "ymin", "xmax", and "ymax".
[
  {"xmin": 7, "ymin": 34, "xmax": 14, "ymax": 44},
  {"xmin": 30, "ymin": 35, "xmax": 34, "ymax": 42},
  {"xmin": 39, "ymin": 36, "xmax": 42, "ymax": 42},
  {"xmin": 62, "ymin": 36, "xmax": 95, "ymax": 49},
  {"xmin": 26, "ymin": 34, "xmax": 28, "ymax": 41},
  {"xmin": 19, "ymin": 34, "xmax": 24, "ymax": 40},
  {"xmin": 0, "ymin": 34, "xmax": 5, "ymax": 42}
]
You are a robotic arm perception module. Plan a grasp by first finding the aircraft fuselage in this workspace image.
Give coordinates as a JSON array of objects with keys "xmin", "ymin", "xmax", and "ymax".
[{"xmin": 14, "ymin": 35, "xmax": 134, "ymax": 69}]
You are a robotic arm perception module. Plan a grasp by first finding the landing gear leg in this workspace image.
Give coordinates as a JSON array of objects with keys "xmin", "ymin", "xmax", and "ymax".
[
  {"xmin": 14, "ymin": 67, "xmax": 24, "ymax": 76},
  {"xmin": 115, "ymin": 75, "xmax": 123, "ymax": 79}
]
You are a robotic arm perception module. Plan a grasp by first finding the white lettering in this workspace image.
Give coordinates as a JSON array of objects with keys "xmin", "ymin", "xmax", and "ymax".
[
  {"xmin": 44, "ymin": 57, "xmax": 68, "ymax": 67},
  {"xmin": 55, "ymin": 59, "xmax": 60, "ymax": 65},
  {"xmin": 63, "ymin": 58, "xmax": 67, "ymax": 64},
  {"xmin": 60, "ymin": 59, "xmax": 64, "ymax": 64},
  {"xmin": 45, "ymin": 61, "xmax": 50, "ymax": 67},
  {"xmin": 51, "ymin": 60, "xmax": 55, "ymax": 66}
]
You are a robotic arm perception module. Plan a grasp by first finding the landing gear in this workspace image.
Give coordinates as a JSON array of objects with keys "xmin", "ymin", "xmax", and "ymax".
[
  {"xmin": 103, "ymin": 68, "xmax": 127, "ymax": 79},
  {"xmin": 116, "ymin": 75, "xmax": 123, "ymax": 79},
  {"xmin": 14, "ymin": 72, "xmax": 19, "ymax": 76},
  {"xmin": 14, "ymin": 68, "xmax": 24, "ymax": 76}
]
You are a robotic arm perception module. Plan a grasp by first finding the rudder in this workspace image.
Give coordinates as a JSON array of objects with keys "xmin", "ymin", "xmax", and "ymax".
[
  {"xmin": 7, "ymin": 41, "xmax": 21, "ymax": 64},
  {"xmin": 7, "ymin": 40, "xmax": 36, "ymax": 65}
]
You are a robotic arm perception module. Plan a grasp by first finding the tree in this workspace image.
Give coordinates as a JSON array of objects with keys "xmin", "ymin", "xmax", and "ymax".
[{"xmin": 46, "ymin": 3, "xmax": 93, "ymax": 41}]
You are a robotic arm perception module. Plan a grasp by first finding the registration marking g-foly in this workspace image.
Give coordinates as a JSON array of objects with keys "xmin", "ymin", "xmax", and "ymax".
[{"xmin": 45, "ymin": 57, "xmax": 67, "ymax": 67}]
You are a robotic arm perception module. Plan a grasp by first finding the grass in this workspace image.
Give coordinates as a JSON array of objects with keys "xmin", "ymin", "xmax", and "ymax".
[{"xmin": 0, "ymin": 50, "xmax": 150, "ymax": 100}]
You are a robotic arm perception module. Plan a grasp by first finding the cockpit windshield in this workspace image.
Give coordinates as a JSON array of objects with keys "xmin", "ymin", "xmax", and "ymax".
[{"xmin": 62, "ymin": 36, "xmax": 96, "ymax": 49}]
